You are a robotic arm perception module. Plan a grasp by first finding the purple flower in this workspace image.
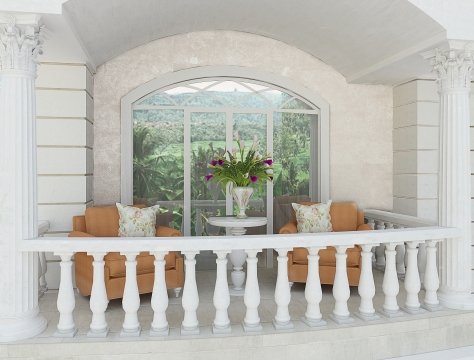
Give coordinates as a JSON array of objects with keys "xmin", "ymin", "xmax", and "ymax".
[
  {"xmin": 205, "ymin": 174, "xmax": 214, "ymax": 181},
  {"xmin": 210, "ymin": 160, "xmax": 218, "ymax": 166},
  {"xmin": 217, "ymin": 159, "xmax": 224, "ymax": 166},
  {"xmin": 250, "ymin": 175, "xmax": 258, "ymax": 183},
  {"xmin": 264, "ymin": 159, "xmax": 273, "ymax": 166}
]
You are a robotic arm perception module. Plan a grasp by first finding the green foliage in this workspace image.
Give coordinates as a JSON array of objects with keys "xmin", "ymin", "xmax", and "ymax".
[{"xmin": 207, "ymin": 139, "xmax": 273, "ymax": 189}]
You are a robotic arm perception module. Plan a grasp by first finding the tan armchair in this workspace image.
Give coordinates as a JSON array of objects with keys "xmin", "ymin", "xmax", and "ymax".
[
  {"xmin": 69, "ymin": 206, "xmax": 184, "ymax": 300},
  {"xmin": 279, "ymin": 201, "xmax": 372, "ymax": 286}
]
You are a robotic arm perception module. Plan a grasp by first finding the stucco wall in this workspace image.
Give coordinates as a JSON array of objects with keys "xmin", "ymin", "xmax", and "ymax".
[{"xmin": 93, "ymin": 31, "xmax": 393, "ymax": 209}]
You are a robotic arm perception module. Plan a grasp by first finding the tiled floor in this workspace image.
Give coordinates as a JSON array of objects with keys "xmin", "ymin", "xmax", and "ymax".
[{"xmin": 37, "ymin": 266, "xmax": 460, "ymax": 340}]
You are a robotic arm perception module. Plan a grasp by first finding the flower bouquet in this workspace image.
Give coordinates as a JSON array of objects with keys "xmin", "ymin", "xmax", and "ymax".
[{"xmin": 205, "ymin": 135, "xmax": 273, "ymax": 218}]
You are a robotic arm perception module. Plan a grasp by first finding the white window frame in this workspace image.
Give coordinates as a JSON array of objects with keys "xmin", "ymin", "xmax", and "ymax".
[{"xmin": 121, "ymin": 66, "xmax": 330, "ymax": 229}]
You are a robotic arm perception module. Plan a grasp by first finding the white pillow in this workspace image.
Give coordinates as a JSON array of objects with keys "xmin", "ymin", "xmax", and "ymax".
[
  {"xmin": 292, "ymin": 201, "xmax": 333, "ymax": 233},
  {"xmin": 116, "ymin": 203, "xmax": 160, "ymax": 237}
]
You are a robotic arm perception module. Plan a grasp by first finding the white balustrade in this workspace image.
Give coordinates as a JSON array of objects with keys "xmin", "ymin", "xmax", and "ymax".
[
  {"xmin": 331, "ymin": 246, "xmax": 354, "ymax": 324},
  {"xmin": 375, "ymin": 221, "xmax": 386, "ymax": 269},
  {"xmin": 381, "ymin": 243, "xmax": 403, "ymax": 317},
  {"xmin": 243, "ymin": 249, "xmax": 262, "ymax": 332},
  {"xmin": 418, "ymin": 243, "xmax": 427, "ymax": 286},
  {"xmin": 356, "ymin": 244, "xmax": 379, "ymax": 321},
  {"xmin": 273, "ymin": 248, "xmax": 293, "ymax": 330},
  {"xmin": 423, "ymin": 240, "xmax": 441, "ymax": 311},
  {"xmin": 181, "ymin": 251, "xmax": 200, "ymax": 335},
  {"xmin": 54, "ymin": 253, "xmax": 77, "ymax": 337},
  {"xmin": 404, "ymin": 242, "xmax": 423, "ymax": 313},
  {"xmin": 20, "ymin": 217, "xmax": 456, "ymax": 340},
  {"xmin": 213, "ymin": 250, "xmax": 231, "ymax": 334},
  {"xmin": 88, "ymin": 252, "xmax": 109, "ymax": 337},
  {"xmin": 150, "ymin": 251, "xmax": 169, "ymax": 336},
  {"xmin": 302, "ymin": 247, "xmax": 326, "ymax": 327}
]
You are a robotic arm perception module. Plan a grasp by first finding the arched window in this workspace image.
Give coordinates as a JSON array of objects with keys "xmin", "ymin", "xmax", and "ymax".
[{"xmin": 121, "ymin": 68, "xmax": 329, "ymax": 236}]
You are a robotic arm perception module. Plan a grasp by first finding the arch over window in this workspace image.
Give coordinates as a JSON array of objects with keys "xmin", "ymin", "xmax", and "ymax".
[{"xmin": 121, "ymin": 66, "xmax": 329, "ymax": 235}]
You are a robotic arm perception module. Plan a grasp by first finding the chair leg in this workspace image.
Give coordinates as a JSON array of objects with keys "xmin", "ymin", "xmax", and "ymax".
[{"xmin": 174, "ymin": 287, "xmax": 182, "ymax": 298}]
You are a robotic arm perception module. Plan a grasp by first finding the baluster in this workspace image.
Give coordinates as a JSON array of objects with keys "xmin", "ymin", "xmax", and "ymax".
[
  {"xmin": 422, "ymin": 240, "xmax": 442, "ymax": 311},
  {"xmin": 331, "ymin": 246, "xmax": 354, "ymax": 324},
  {"xmin": 150, "ymin": 251, "xmax": 169, "ymax": 336},
  {"xmin": 375, "ymin": 221, "xmax": 386, "ymax": 269},
  {"xmin": 54, "ymin": 252, "xmax": 77, "ymax": 337},
  {"xmin": 366, "ymin": 218, "xmax": 375, "ymax": 230},
  {"xmin": 243, "ymin": 249, "xmax": 262, "ymax": 332},
  {"xmin": 381, "ymin": 243, "xmax": 403, "ymax": 317},
  {"xmin": 418, "ymin": 243, "xmax": 427, "ymax": 286},
  {"xmin": 395, "ymin": 235, "xmax": 406, "ymax": 279},
  {"xmin": 273, "ymin": 248, "xmax": 293, "ymax": 330},
  {"xmin": 121, "ymin": 252, "xmax": 141, "ymax": 336},
  {"xmin": 88, "ymin": 252, "xmax": 109, "ymax": 337},
  {"xmin": 302, "ymin": 247, "xmax": 326, "ymax": 327},
  {"xmin": 181, "ymin": 251, "xmax": 199, "ymax": 335},
  {"xmin": 38, "ymin": 252, "xmax": 48, "ymax": 297},
  {"xmin": 356, "ymin": 244, "xmax": 379, "ymax": 321},
  {"xmin": 213, "ymin": 250, "xmax": 231, "ymax": 334},
  {"xmin": 403, "ymin": 241, "xmax": 423, "ymax": 314}
]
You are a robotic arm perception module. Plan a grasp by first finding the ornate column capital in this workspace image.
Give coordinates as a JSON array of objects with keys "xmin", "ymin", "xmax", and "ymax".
[
  {"xmin": 425, "ymin": 48, "xmax": 473, "ymax": 93},
  {"xmin": 0, "ymin": 16, "xmax": 42, "ymax": 75}
]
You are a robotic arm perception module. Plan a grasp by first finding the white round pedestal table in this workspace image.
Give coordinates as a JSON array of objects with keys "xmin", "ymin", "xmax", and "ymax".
[{"xmin": 207, "ymin": 216, "xmax": 267, "ymax": 296}]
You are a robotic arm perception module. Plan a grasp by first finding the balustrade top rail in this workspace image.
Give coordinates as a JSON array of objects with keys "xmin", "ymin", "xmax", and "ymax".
[
  {"xmin": 364, "ymin": 209, "xmax": 436, "ymax": 228},
  {"xmin": 21, "ymin": 226, "xmax": 459, "ymax": 253}
]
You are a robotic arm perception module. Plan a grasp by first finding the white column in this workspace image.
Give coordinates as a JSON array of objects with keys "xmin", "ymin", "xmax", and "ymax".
[
  {"xmin": 273, "ymin": 248, "xmax": 293, "ymax": 330},
  {"xmin": 356, "ymin": 244, "xmax": 379, "ymax": 321},
  {"xmin": 403, "ymin": 242, "xmax": 422, "ymax": 313},
  {"xmin": 302, "ymin": 247, "xmax": 326, "ymax": 327},
  {"xmin": 88, "ymin": 252, "xmax": 109, "ymax": 337},
  {"xmin": 213, "ymin": 250, "xmax": 231, "ymax": 334},
  {"xmin": 331, "ymin": 246, "xmax": 354, "ymax": 324},
  {"xmin": 243, "ymin": 249, "xmax": 262, "ymax": 332},
  {"xmin": 381, "ymin": 243, "xmax": 403, "ymax": 317},
  {"xmin": 150, "ymin": 251, "xmax": 169, "ymax": 336},
  {"xmin": 120, "ymin": 252, "xmax": 141, "ymax": 336},
  {"xmin": 54, "ymin": 253, "xmax": 77, "ymax": 337},
  {"xmin": 181, "ymin": 251, "xmax": 199, "ymax": 335},
  {"xmin": 425, "ymin": 48, "xmax": 474, "ymax": 309},
  {"xmin": 423, "ymin": 240, "xmax": 442, "ymax": 311},
  {"xmin": 0, "ymin": 17, "xmax": 47, "ymax": 341}
]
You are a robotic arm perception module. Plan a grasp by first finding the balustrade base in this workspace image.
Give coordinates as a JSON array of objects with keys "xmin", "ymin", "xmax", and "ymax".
[
  {"xmin": 87, "ymin": 328, "xmax": 109, "ymax": 338},
  {"xmin": 401, "ymin": 306, "xmax": 425, "ymax": 315},
  {"xmin": 54, "ymin": 328, "xmax": 77, "ymax": 338},
  {"xmin": 212, "ymin": 324, "xmax": 231, "ymax": 334},
  {"xmin": 272, "ymin": 319, "xmax": 294, "ymax": 330},
  {"xmin": 181, "ymin": 325, "xmax": 200, "ymax": 336},
  {"xmin": 301, "ymin": 316, "xmax": 327, "ymax": 328},
  {"xmin": 149, "ymin": 326, "xmax": 169, "ymax": 337},
  {"xmin": 354, "ymin": 311, "xmax": 380, "ymax": 322},
  {"xmin": 380, "ymin": 308, "xmax": 405, "ymax": 318},
  {"xmin": 421, "ymin": 302, "xmax": 443, "ymax": 312},
  {"xmin": 120, "ymin": 326, "xmax": 141, "ymax": 337},
  {"xmin": 329, "ymin": 314, "xmax": 354, "ymax": 324},
  {"xmin": 242, "ymin": 322, "xmax": 262, "ymax": 333}
]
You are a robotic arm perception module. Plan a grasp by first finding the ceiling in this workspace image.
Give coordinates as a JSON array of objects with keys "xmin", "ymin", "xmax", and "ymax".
[{"xmin": 62, "ymin": 0, "xmax": 447, "ymax": 84}]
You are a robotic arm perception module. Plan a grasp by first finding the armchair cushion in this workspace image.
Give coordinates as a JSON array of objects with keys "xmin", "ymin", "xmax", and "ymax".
[
  {"xmin": 292, "ymin": 201, "xmax": 333, "ymax": 233},
  {"xmin": 116, "ymin": 203, "xmax": 160, "ymax": 237}
]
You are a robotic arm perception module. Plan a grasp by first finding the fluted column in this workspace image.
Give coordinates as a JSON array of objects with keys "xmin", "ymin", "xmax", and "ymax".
[
  {"xmin": 425, "ymin": 47, "xmax": 474, "ymax": 309},
  {"xmin": 0, "ymin": 17, "xmax": 47, "ymax": 341}
]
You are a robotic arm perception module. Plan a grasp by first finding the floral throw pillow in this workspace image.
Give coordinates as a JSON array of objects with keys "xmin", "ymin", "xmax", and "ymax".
[
  {"xmin": 292, "ymin": 201, "xmax": 333, "ymax": 233},
  {"xmin": 116, "ymin": 203, "xmax": 160, "ymax": 237}
]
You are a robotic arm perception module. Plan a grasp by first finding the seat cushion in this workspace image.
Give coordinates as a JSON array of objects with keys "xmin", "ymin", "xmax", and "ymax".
[
  {"xmin": 106, "ymin": 251, "xmax": 176, "ymax": 278},
  {"xmin": 292, "ymin": 247, "xmax": 360, "ymax": 267}
]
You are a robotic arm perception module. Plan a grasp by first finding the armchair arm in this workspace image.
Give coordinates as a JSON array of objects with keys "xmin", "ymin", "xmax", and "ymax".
[
  {"xmin": 279, "ymin": 222, "xmax": 298, "ymax": 234},
  {"xmin": 68, "ymin": 231, "xmax": 94, "ymax": 237},
  {"xmin": 357, "ymin": 224, "xmax": 372, "ymax": 231},
  {"xmin": 156, "ymin": 225, "xmax": 182, "ymax": 237}
]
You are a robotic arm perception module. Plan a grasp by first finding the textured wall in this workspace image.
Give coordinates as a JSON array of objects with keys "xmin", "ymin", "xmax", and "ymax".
[{"xmin": 94, "ymin": 31, "xmax": 393, "ymax": 209}]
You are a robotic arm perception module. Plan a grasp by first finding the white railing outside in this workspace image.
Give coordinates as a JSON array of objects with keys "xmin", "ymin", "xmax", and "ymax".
[{"xmin": 21, "ymin": 223, "xmax": 459, "ymax": 338}]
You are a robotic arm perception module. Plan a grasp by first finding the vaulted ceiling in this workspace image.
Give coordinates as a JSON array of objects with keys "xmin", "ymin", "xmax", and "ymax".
[{"xmin": 62, "ymin": 0, "xmax": 447, "ymax": 84}]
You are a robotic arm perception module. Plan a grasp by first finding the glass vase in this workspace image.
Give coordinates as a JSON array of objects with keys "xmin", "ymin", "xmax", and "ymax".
[{"xmin": 231, "ymin": 186, "xmax": 254, "ymax": 219}]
